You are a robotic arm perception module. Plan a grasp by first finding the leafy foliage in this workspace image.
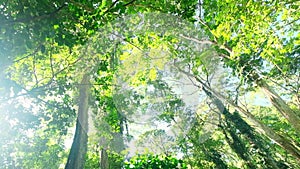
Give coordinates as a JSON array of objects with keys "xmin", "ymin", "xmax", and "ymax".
[
  {"xmin": 0, "ymin": 0, "xmax": 300, "ymax": 168},
  {"xmin": 124, "ymin": 154, "xmax": 187, "ymax": 169}
]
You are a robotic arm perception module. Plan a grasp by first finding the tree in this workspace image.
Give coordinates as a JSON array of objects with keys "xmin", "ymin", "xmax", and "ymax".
[
  {"xmin": 65, "ymin": 74, "xmax": 90, "ymax": 169},
  {"xmin": 200, "ymin": 0, "xmax": 300, "ymax": 133},
  {"xmin": 1, "ymin": 0, "xmax": 300, "ymax": 168}
]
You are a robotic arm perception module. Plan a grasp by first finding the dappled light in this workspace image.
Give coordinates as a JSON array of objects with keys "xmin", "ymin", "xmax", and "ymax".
[{"xmin": 0, "ymin": 0, "xmax": 300, "ymax": 169}]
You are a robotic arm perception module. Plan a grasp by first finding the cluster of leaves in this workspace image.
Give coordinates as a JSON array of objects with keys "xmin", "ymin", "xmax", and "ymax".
[{"xmin": 123, "ymin": 154, "xmax": 187, "ymax": 169}]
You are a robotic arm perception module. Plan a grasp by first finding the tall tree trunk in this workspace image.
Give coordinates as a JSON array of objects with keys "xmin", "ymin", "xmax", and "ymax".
[
  {"xmin": 189, "ymin": 75, "xmax": 300, "ymax": 162},
  {"xmin": 203, "ymin": 84, "xmax": 280, "ymax": 168},
  {"xmin": 221, "ymin": 110, "xmax": 282, "ymax": 169},
  {"xmin": 100, "ymin": 149, "xmax": 109, "ymax": 169},
  {"xmin": 65, "ymin": 74, "xmax": 90, "ymax": 169},
  {"xmin": 230, "ymin": 112, "xmax": 284, "ymax": 169},
  {"xmin": 207, "ymin": 84, "xmax": 300, "ymax": 161},
  {"xmin": 257, "ymin": 80, "xmax": 300, "ymax": 134}
]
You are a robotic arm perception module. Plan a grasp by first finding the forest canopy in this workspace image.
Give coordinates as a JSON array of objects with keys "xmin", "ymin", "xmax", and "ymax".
[{"xmin": 0, "ymin": 0, "xmax": 299, "ymax": 168}]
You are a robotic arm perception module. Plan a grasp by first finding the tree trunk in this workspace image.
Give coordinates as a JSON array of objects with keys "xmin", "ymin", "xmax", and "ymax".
[
  {"xmin": 230, "ymin": 112, "xmax": 283, "ymax": 169},
  {"xmin": 100, "ymin": 149, "xmax": 109, "ymax": 169},
  {"xmin": 198, "ymin": 81, "xmax": 300, "ymax": 162},
  {"xmin": 65, "ymin": 74, "xmax": 90, "ymax": 169},
  {"xmin": 257, "ymin": 80, "xmax": 300, "ymax": 134},
  {"xmin": 219, "ymin": 106, "xmax": 282, "ymax": 169}
]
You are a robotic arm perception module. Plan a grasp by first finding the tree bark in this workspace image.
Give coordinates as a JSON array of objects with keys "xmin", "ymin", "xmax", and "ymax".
[
  {"xmin": 179, "ymin": 35, "xmax": 300, "ymax": 162},
  {"xmin": 65, "ymin": 74, "xmax": 90, "ymax": 169},
  {"xmin": 174, "ymin": 65, "xmax": 300, "ymax": 162},
  {"xmin": 257, "ymin": 79, "xmax": 300, "ymax": 134},
  {"xmin": 100, "ymin": 149, "xmax": 109, "ymax": 169},
  {"xmin": 212, "ymin": 94, "xmax": 282, "ymax": 169},
  {"xmin": 229, "ymin": 112, "xmax": 283, "ymax": 169},
  {"xmin": 200, "ymin": 83, "xmax": 300, "ymax": 162}
]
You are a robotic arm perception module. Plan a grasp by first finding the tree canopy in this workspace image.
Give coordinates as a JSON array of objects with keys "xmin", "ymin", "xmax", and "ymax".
[{"xmin": 0, "ymin": 0, "xmax": 299, "ymax": 168}]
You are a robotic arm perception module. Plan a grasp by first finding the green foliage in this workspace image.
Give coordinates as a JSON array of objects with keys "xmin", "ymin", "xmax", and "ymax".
[
  {"xmin": 124, "ymin": 154, "xmax": 187, "ymax": 169},
  {"xmin": 85, "ymin": 150, "xmax": 100, "ymax": 169},
  {"xmin": 1, "ymin": 0, "xmax": 300, "ymax": 168}
]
